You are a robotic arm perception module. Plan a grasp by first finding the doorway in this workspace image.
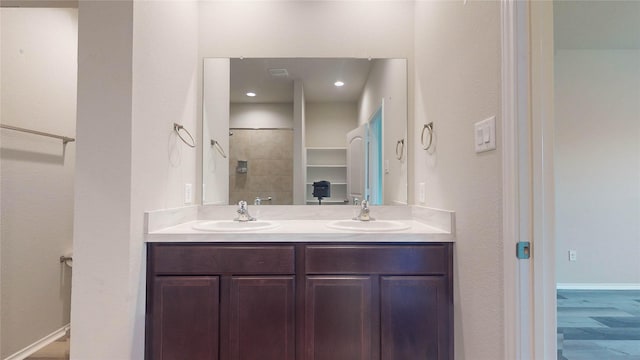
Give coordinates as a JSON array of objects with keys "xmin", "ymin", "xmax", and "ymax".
[
  {"xmin": 553, "ymin": 1, "xmax": 640, "ymax": 359},
  {"xmin": 515, "ymin": 1, "xmax": 640, "ymax": 359},
  {"xmin": 368, "ymin": 106, "xmax": 383, "ymax": 205}
]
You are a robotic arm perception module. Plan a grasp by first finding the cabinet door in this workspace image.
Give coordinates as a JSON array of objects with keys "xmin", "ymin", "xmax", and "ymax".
[
  {"xmin": 229, "ymin": 277, "xmax": 295, "ymax": 360},
  {"xmin": 305, "ymin": 276, "xmax": 372, "ymax": 360},
  {"xmin": 151, "ymin": 276, "xmax": 219, "ymax": 360},
  {"xmin": 381, "ymin": 276, "xmax": 451, "ymax": 360}
]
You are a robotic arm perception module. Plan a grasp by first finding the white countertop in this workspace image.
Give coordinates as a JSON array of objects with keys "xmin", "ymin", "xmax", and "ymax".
[
  {"xmin": 147, "ymin": 219, "xmax": 453, "ymax": 243},
  {"xmin": 145, "ymin": 205, "xmax": 455, "ymax": 243}
]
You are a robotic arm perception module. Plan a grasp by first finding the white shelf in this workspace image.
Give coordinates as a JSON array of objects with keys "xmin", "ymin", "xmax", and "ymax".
[
  {"xmin": 305, "ymin": 147, "xmax": 347, "ymax": 204},
  {"xmin": 306, "ymin": 182, "xmax": 346, "ymax": 185},
  {"xmin": 306, "ymin": 147, "xmax": 347, "ymax": 150},
  {"xmin": 307, "ymin": 167, "xmax": 346, "ymax": 183},
  {"xmin": 305, "ymin": 200, "xmax": 348, "ymax": 205}
]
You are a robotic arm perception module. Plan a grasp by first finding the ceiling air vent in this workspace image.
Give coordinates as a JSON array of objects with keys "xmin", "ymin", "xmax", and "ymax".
[{"xmin": 268, "ymin": 68, "xmax": 289, "ymax": 78}]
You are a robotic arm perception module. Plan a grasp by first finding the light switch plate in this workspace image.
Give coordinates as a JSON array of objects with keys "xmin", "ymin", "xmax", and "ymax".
[{"xmin": 474, "ymin": 116, "xmax": 496, "ymax": 153}]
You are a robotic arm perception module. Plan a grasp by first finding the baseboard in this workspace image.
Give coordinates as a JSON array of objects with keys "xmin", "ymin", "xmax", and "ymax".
[
  {"xmin": 4, "ymin": 324, "xmax": 70, "ymax": 360},
  {"xmin": 557, "ymin": 283, "xmax": 640, "ymax": 290}
]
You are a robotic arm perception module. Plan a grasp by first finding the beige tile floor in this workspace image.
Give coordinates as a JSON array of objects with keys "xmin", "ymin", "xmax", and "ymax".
[{"xmin": 26, "ymin": 334, "xmax": 69, "ymax": 360}]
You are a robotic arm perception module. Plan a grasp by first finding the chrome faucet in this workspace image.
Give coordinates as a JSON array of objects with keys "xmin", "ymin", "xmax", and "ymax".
[
  {"xmin": 254, "ymin": 196, "xmax": 272, "ymax": 205},
  {"xmin": 235, "ymin": 200, "xmax": 255, "ymax": 222},
  {"xmin": 354, "ymin": 199, "xmax": 374, "ymax": 221}
]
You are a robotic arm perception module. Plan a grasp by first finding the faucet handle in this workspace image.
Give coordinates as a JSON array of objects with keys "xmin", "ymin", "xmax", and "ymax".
[
  {"xmin": 354, "ymin": 199, "xmax": 373, "ymax": 221},
  {"xmin": 235, "ymin": 200, "xmax": 255, "ymax": 221}
]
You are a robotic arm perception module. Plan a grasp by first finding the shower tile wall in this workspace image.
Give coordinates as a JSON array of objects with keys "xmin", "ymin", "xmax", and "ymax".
[{"xmin": 229, "ymin": 129, "xmax": 293, "ymax": 205}]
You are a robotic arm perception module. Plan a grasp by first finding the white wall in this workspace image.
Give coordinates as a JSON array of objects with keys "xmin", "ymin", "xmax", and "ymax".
[
  {"xmin": 358, "ymin": 59, "xmax": 408, "ymax": 205},
  {"xmin": 293, "ymin": 80, "xmax": 306, "ymax": 205},
  {"xmin": 230, "ymin": 103, "xmax": 293, "ymax": 129},
  {"xmin": 305, "ymin": 102, "xmax": 357, "ymax": 148},
  {"xmin": 130, "ymin": 3, "xmax": 199, "ymax": 357},
  {"xmin": 203, "ymin": 59, "xmax": 230, "ymax": 205},
  {"xmin": 554, "ymin": 49, "xmax": 640, "ymax": 285},
  {"xmin": 198, "ymin": 1, "xmax": 414, "ymax": 59},
  {"xmin": 71, "ymin": 1, "xmax": 134, "ymax": 359},
  {"xmin": 414, "ymin": 2, "xmax": 503, "ymax": 359},
  {"xmin": 0, "ymin": 8, "xmax": 76, "ymax": 358},
  {"xmin": 71, "ymin": 1, "xmax": 199, "ymax": 359}
]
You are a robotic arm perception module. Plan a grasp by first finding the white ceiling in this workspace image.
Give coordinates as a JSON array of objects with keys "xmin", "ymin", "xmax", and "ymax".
[
  {"xmin": 554, "ymin": 0, "xmax": 640, "ymax": 50},
  {"xmin": 230, "ymin": 58, "xmax": 372, "ymax": 103}
]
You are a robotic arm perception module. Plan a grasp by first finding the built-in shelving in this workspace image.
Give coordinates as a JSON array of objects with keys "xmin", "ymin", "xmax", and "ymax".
[{"xmin": 305, "ymin": 147, "xmax": 348, "ymax": 205}]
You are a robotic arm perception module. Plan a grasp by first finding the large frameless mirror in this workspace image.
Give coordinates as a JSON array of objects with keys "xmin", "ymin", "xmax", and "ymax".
[{"xmin": 202, "ymin": 58, "xmax": 407, "ymax": 206}]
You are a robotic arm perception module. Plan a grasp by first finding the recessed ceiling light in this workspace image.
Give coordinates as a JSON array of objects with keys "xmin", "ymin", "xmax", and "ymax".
[
  {"xmin": 246, "ymin": 92, "xmax": 256, "ymax": 97},
  {"xmin": 334, "ymin": 81, "xmax": 345, "ymax": 87}
]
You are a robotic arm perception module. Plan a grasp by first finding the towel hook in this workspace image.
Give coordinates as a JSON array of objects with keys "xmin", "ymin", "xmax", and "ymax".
[
  {"xmin": 174, "ymin": 123, "xmax": 196, "ymax": 148},
  {"xmin": 421, "ymin": 122, "xmax": 434, "ymax": 151},
  {"xmin": 395, "ymin": 139, "xmax": 405, "ymax": 160},
  {"xmin": 210, "ymin": 139, "xmax": 227, "ymax": 158}
]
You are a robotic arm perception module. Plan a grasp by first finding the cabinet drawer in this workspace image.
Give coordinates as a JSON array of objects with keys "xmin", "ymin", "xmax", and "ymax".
[
  {"xmin": 150, "ymin": 244, "xmax": 295, "ymax": 275},
  {"xmin": 305, "ymin": 245, "xmax": 450, "ymax": 275}
]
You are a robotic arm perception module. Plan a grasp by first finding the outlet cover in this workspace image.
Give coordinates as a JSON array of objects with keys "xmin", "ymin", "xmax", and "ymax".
[
  {"xmin": 184, "ymin": 183, "xmax": 193, "ymax": 204},
  {"xmin": 568, "ymin": 250, "xmax": 577, "ymax": 262},
  {"xmin": 419, "ymin": 182, "xmax": 426, "ymax": 203}
]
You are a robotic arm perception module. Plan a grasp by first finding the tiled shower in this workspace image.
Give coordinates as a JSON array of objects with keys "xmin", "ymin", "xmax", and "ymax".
[{"xmin": 228, "ymin": 129, "xmax": 293, "ymax": 205}]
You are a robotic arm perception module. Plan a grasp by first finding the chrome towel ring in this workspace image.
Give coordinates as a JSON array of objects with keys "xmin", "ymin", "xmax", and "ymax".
[
  {"xmin": 421, "ymin": 122, "xmax": 434, "ymax": 151},
  {"xmin": 174, "ymin": 123, "xmax": 195, "ymax": 148},
  {"xmin": 210, "ymin": 139, "xmax": 227, "ymax": 158},
  {"xmin": 395, "ymin": 139, "xmax": 405, "ymax": 160}
]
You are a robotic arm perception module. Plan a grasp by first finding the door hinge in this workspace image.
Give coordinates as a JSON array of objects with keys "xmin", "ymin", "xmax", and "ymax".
[{"xmin": 516, "ymin": 241, "xmax": 531, "ymax": 259}]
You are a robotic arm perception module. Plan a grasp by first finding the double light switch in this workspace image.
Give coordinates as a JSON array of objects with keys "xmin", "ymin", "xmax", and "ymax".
[{"xmin": 474, "ymin": 116, "xmax": 496, "ymax": 153}]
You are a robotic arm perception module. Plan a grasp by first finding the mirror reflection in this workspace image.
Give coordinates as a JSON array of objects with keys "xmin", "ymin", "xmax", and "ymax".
[{"xmin": 202, "ymin": 58, "xmax": 407, "ymax": 206}]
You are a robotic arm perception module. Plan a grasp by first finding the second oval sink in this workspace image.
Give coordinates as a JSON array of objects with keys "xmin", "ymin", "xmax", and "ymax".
[
  {"xmin": 192, "ymin": 220, "xmax": 279, "ymax": 232},
  {"xmin": 326, "ymin": 220, "xmax": 410, "ymax": 232}
]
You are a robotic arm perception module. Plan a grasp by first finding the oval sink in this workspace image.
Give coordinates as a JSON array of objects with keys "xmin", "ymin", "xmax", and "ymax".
[
  {"xmin": 326, "ymin": 220, "xmax": 410, "ymax": 232},
  {"xmin": 192, "ymin": 220, "xmax": 279, "ymax": 232}
]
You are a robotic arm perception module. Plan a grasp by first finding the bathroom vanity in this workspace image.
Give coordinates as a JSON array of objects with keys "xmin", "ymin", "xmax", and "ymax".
[{"xmin": 144, "ymin": 206, "xmax": 455, "ymax": 360}]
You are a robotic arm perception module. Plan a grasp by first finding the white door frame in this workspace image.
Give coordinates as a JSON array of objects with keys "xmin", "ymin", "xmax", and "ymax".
[{"xmin": 502, "ymin": 1, "xmax": 556, "ymax": 359}]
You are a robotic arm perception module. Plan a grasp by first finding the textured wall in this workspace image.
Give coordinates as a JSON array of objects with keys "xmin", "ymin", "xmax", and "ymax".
[
  {"xmin": 1, "ymin": 8, "xmax": 76, "ymax": 358},
  {"xmin": 72, "ymin": 1, "xmax": 200, "ymax": 359},
  {"xmin": 414, "ymin": 1, "xmax": 503, "ymax": 359},
  {"xmin": 555, "ymin": 49, "xmax": 640, "ymax": 285}
]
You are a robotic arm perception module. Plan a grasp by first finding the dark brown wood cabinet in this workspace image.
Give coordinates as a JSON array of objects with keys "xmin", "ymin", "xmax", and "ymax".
[
  {"xmin": 151, "ymin": 276, "xmax": 220, "ymax": 360},
  {"xmin": 146, "ymin": 242, "xmax": 453, "ymax": 360},
  {"xmin": 380, "ymin": 276, "xmax": 450, "ymax": 360},
  {"xmin": 229, "ymin": 276, "xmax": 295, "ymax": 360},
  {"xmin": 305, "ymin": 276, "xmax": 373, "ymax": 360},
  {"xmin": 147, "ymin": 245, "xmax": 295, "ymax": 360}
]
